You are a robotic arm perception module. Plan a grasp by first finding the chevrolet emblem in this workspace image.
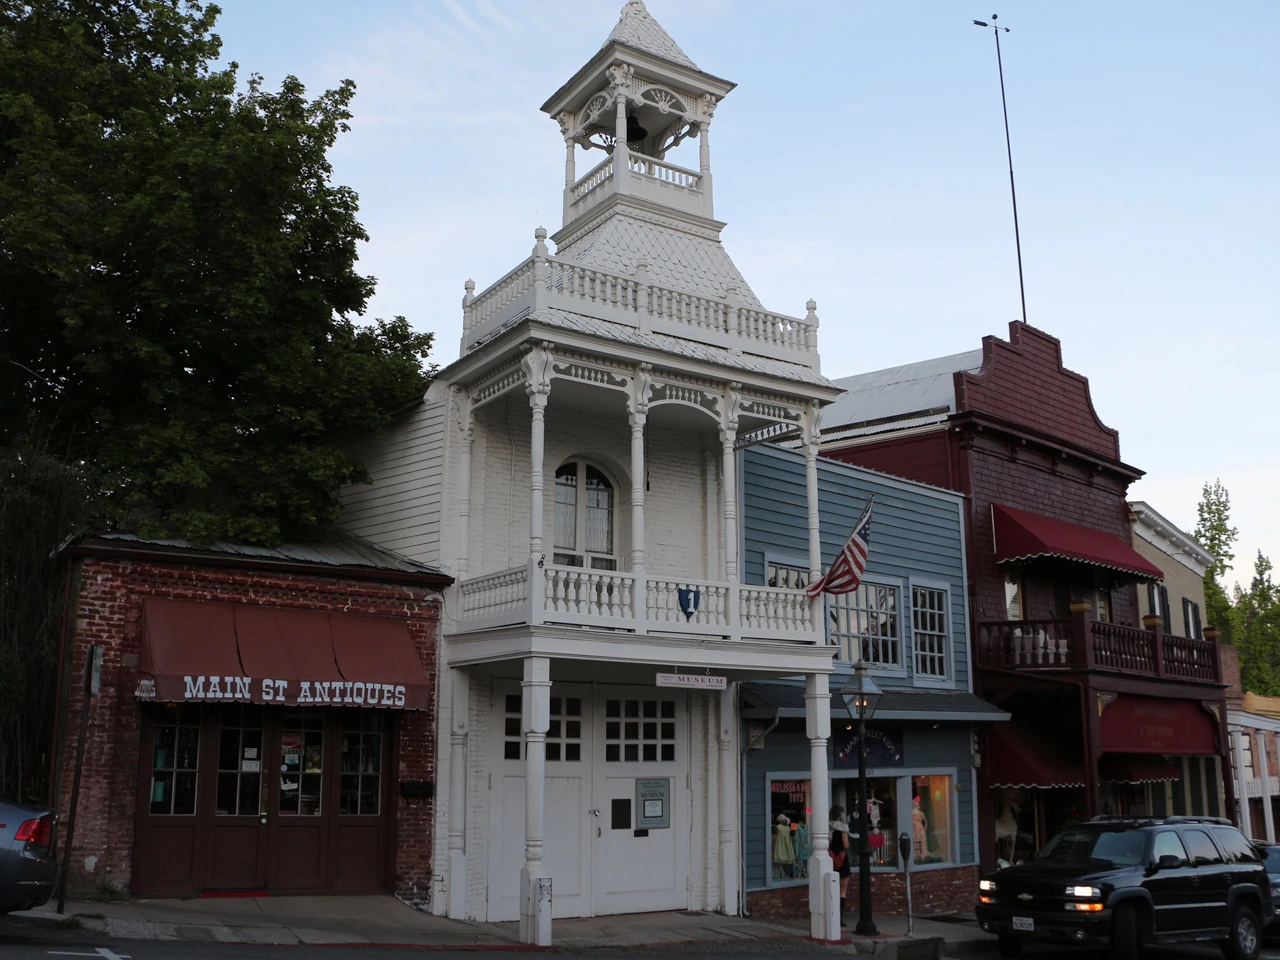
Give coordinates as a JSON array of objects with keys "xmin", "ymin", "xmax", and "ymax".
[{"xmin": 1017, "ymin": 893, "xmax": 1034, "ymax": 901}]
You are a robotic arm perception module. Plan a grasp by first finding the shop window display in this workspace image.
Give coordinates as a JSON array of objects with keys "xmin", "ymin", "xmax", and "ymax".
[
  {"xmin": 912, "ymin": 775, "xmax": 952, "ymax": 864},
  {"xmin": 834, "ymin": 776, "xmax": 900, "ymax": 867},
  {"xmin": 992, "ymin": 786, "xmax": 1088, "ymax": 866},
  {"xmin": 769, "ymin": 778, "xmax": 811, "ymax": 880}
]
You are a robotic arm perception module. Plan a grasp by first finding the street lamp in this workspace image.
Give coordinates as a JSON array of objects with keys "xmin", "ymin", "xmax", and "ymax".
[{"xmin": 840, "ymin": 661, "xmax": 882, "ymax": 937}]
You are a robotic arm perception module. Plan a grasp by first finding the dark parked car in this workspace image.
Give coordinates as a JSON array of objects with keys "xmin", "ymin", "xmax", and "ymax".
[
  {"xmin": 1260, "ymin": 842, "xmax": 1280, "ymax": 923},
  {"xmin": 0, "ymin": 801, "xmax": 57, "ymax": 915},
  {"xmin": 975, "ymin": 816, "xmax": 1272, "ymax": 960}
]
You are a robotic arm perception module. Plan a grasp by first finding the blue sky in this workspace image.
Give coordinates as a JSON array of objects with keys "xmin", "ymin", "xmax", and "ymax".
[{"xmin": 210, "ymin": 0, "xmax": 1278, "ymax": 589}]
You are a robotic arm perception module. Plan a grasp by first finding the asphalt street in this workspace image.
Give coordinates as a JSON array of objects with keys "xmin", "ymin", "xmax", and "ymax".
[{"xmin": 2, "ymin": 917, "xmax": 1277, "ymax": 960}]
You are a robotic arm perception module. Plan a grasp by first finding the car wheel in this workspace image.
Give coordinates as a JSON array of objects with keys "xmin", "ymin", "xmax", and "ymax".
[
  {"xmin": 1224, "ymin": 905, "xmax": 1262, "ymax": 960},
  {"xmin": 998, "ymin": 934, "xmax": 1023, "ymax": 959},
  {"xmin": 1112, "ymin": 904, "xmax": 1140, "ymax": 960}
]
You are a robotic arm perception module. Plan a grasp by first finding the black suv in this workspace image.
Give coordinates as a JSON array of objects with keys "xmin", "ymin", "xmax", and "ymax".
[{"xmin": 975, "ymin": 817, "xmax": 1272, "ymax": 960}]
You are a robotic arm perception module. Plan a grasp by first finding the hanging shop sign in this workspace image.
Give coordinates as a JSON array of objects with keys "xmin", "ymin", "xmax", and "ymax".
[
  {"xmin": 832, "ymin": 723, "xmax": 905, "ymax": 769},
  {"xmin": 656, "ymin": 673, "xmax": 727, "ymax": 690}
]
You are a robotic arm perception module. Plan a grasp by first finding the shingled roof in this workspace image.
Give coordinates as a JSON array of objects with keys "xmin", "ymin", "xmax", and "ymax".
[{"xmin": 602, "ymin": 0, "xmax": 698, "ymax": 70}]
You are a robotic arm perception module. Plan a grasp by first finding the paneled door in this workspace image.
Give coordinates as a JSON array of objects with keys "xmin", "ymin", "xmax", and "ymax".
[
  {"xmin": 487, "ymin": 682, "xmax": 593, "ymax": 921},
  {"xmin": 202, "ymin": 704, "xmax": 269, "ymax": 890},
  {"xmin": 590, "ymin": 689, "xmax": 689, "ymax": 916},
  {"xmin": 268, "ymin": 708, "xmax": 329, "ymax": 890}
]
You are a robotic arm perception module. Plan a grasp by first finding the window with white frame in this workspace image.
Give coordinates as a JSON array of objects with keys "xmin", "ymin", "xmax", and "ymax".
[
  {"xmin": 553, "ymin": 461, "xmax": 616, "ymax": 570},
  {"xmin": 767, "ymin": 560, "xmax": 809, "ymax": 590},
  {"xmin": 912, "ymin": 586, "xmax": 950, "ymax": 680},
  {"xmin": 828, "ymin": 582, "xmax": 901, "ymax": 667}
]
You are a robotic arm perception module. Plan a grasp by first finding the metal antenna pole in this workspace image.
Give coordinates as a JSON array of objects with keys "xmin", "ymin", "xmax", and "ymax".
[{"xmin": 974, "ymin": 14, "xmax": 1027, "ymax": 325}]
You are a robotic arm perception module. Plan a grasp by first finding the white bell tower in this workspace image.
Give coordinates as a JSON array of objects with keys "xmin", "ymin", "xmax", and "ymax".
[{"xmin": 542, "ymin": 0, "xmax": 735, "ymax": 227}]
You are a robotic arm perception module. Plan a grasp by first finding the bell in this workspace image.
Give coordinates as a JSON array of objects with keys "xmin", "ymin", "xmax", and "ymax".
[{"xmin": 625, "ymin": 113, "xmax": 648, "ymax": 146}]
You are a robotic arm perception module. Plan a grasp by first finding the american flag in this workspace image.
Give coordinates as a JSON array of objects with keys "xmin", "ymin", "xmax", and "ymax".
[{"xmin": 805, "ymin": 498, "xmax": 873, "ymax": 598}]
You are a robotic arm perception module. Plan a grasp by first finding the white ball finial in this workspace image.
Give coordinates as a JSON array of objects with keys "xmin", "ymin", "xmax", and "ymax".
[{"xmin": 534, "ymin": 226, "xmax": 548, "ymax": 241}]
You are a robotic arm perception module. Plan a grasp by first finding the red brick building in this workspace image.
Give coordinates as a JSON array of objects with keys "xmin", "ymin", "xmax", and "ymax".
[
  {"xmin": 51, "ymin": 533, "xmax": 450, "ymax": 901},
  {"xmin": 819, "ymin": 322, "xmax": 1230, "ymax": 871}
]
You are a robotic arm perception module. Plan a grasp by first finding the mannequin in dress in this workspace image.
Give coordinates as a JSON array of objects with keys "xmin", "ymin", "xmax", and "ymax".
[
  {"xmin": 912, "ymin": 796, "xmax": 928, "ymax": 860},
  {"xmin": 772, "ymin": 814, "xmax": 795, "ymax": 879}
]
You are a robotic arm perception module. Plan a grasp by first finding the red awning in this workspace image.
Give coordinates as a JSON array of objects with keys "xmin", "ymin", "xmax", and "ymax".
[
  {"xmin": 1099, "ymin": 753, "xmax": 1181, "ymax": 784},
  {"xmin": 136, "ymin": 598, "xmax": 430, "ymax": 710},
  {"xmin": 992, "ymin": 504, "xmax": 1164, "ymax": 581},
  {"xmin": 1099, "ymin": 694, "xmax": 1219, "ymax": 755},
  {"xmin": 986, "ymin": 722, "xmax": 1086, "ymax": 789}
]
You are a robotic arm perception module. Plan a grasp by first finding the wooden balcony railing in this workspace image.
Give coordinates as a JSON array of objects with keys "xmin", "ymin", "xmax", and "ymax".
[{"xmin": 977, "ymin": 609, "xmax": 1221, "ymax": 683}]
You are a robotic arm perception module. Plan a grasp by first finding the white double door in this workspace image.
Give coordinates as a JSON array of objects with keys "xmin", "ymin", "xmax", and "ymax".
[{"xmin": 486, "ymin": 681, "xmax": 690, "ymax": 920}]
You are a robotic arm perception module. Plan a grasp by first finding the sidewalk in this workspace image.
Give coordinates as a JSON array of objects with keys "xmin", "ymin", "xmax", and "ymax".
[{"xmin": 11, "ymin": 896, "xmax": 996, "ymax": 954}]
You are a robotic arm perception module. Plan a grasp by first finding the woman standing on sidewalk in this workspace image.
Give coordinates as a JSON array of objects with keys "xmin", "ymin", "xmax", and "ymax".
[{"xmin": 829, "ymin": 806, "xmax": 852, "ymax": 926}]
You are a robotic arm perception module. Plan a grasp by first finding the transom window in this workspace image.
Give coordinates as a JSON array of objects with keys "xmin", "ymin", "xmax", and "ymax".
[
  {"xmin": 554, "ymin": 462, "xmax": 616, "ymax": 570},
  {"xmin": 828, "ymin": 582, "xmax": 901, "ymax": 667},
  {"xmin": 912, "ymin": 586, "xmax": 950, "ymax": 679},
  {"xmin": 605, "ymin": 699, "xmax": 676, "ymax": 762}
]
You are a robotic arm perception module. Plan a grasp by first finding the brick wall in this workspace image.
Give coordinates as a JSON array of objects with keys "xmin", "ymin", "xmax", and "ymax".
[
  {"xmin": 955, "ymin": 323, "xmax": 1121, "ymax": 461},
  {"xmin": 745, "ymin": 865, "xmax": 979, "ymax": 920},
  {"xmin": 1221, "ymin": 644, "xmax": 1243, "ymax": 708},
  {"xmin": 55, "ymin": 552, "xmax": 441, "ymax": 900}
]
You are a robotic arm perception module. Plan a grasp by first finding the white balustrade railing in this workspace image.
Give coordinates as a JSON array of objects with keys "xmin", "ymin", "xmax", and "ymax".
[
  {"xmin": 649, "ymin": 284, "xmax": 732, "ymax": 334},
  {"xmin": 738, "ymin": 585, "xmax": 814, "ymax": 634},
  {"xmin": 459, "ymin": 566, "xmax": 530, "ymax": 625},
  {"xmin": 645, "ymin": 577, "xmax": 729, "ymax": 628},
  {"xmin": 547, "ymin": 260, "xmax": 642, "ymax": 315},
  {"xmin": 627, "ymin": 154, "xmax": 702, "ymax": 190},
  {"xmin": 573, "ymin": 155, "xmax": 614, "ymax": 200},
  {"xmin": 738, "ymin": 307, "xmax": 809, "ymax": 353},
  {"xmin": 463, "ymin": 258, "xmax": 536, "ymax": 338},
  {"xmin": 455, "ymin": 564, "xmax": 822, "ymax": 642},
  {"xmin": 544, "ymin": 566, "xmax": 635, "ymax": 620}
]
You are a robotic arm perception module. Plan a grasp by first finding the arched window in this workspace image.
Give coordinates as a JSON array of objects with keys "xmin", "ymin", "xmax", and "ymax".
[{"xmin": 553, "ymin": 462, "xmax": 616, "ymax": 570}]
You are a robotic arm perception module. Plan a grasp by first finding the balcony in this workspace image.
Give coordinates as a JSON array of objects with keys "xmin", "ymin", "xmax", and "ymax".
[
  {"xmin": 461, "ymin": 245, "xmax": 818, "ymax": 368},
  {"xmin": 975, "ymin": 614, "xmax": 1221, "ymax": 683},
  {"xmin": 456, "ymin": 559, "xmax": 820, "ymax": 644},
  {"xmin": 568, "ymin": 150, "xmax": 709, "ymax": 221}
]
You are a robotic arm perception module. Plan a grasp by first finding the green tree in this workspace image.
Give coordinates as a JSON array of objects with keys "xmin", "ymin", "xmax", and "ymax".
[
  {"xmin": 0, "ymin": 0, "xmax": 434, "ymax": 544},
  {"xmin": 1193, "ymin": 479, "xmax": 1238, "ymax": 642},
  {"xmin": 1235, "ymin": 552, "xmax": 1280, "ymax": 696}
]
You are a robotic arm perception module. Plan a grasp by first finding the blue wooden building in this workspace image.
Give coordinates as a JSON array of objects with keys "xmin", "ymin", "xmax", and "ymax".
[{"xmin": 738, "ymin": 444, "xmax": 1006, "ymax": 917}]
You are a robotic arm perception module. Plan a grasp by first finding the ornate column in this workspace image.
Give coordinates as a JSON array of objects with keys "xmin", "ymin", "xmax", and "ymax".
[
  {"xmin": 721, "ymin": 384, "xmax": 741, "ymax": 633},
  {"xmin": 523, "ymin": 345, "xmax": 553, "ymax": 562},
  {"xmin": 805, "ymin": 673, "xmax": 838, "ymax": 941},
  {"xmin": 1257, "ymin": 732, "xmax": 1276, "ymax": 841},
  {"xmin": 520, "ymin": 656, "xmax": 552, "ymax": 945},
  {"xmin": 453, "ymin": 388, "xmax": 474, "ymax": 580},
  {"xmin": 609, "ymin": 64, "xmax": 631, "ymax": 196},
  {"xmin": 698, "ymin": 119, "xmax": 713, "ymax": 217},
  {"xmin": 718, "ymin": 685, "xmax": 738, "ymax": 915},
  {"xmin": 804, "ymin": 401, "xmax": 823, "ymax": 640},
  {"xmin": 446, "ymin": 668, "xmax": 470, "ymax": 919},
  {"xmin": 629, "ymin": 365, "xmax": 652, "ymax": 627},
  {"xmin": 561, "ymin": 117, "xmax": 576, "ymax": 223}
]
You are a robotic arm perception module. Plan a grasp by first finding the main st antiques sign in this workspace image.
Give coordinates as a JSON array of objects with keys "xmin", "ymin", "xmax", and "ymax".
[{"xmin": 136, "ymin": 675, "xmax": 412, "ymax": 708}]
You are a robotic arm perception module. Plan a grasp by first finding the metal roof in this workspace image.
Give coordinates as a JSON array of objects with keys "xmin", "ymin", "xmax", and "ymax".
[
  {"xmin": 82, "ymin": 530, "xmax": 444, "ymax": 577},
  {"xmin": 821, "ymin": 349, "xmax": 984, "ymax": 432},
  {"xmin": 743, "ymin": 680, "xmax": 1008, "ymax": 721}
]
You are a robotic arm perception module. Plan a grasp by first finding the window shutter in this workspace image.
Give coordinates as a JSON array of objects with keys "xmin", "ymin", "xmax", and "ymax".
[
  {"xmin": 1160, "ymin": 586, "xmax": 1171, "ymax": 633},
  {"xmin": 1183, "ymin": 597, "xmax": 1193, "ymax": 638},
  {"xmin": 1193, "ymin": 603, "xmax": 1203, "ymax": 640},
  {"xmin": 1147, "ymin": 583, "xmax": 1158, "ymax": 616}
]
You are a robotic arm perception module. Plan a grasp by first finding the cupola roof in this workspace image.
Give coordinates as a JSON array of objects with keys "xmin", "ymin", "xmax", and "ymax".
[{"xmin": 602, "ymin": 0, "xmax": 698, "ymax": 70}]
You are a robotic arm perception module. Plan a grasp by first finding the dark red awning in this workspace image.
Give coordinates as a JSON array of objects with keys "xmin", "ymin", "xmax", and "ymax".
[
  {"xmin": 992, "ymin": 504, "xmax": 1164, "ymax": 581},
  {"xmin": 136, "ymin": 598, "xmax": 430, "ymax": 710},
  {"xmin": 1099, "ymin": 753, "xmax": 1181, "ymax": 784},
  {"xmin": 1099, "ymin": 694, "xmax": 1219, "ymax": 755},
  {"xmin": 986, "ymin": 722, "xmax": 1086, "ymax": 789}
]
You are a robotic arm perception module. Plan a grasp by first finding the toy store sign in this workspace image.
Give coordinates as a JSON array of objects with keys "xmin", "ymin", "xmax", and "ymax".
[
  {"xmin": 832, "ymin": 723, "xmax": 905, "ymax": 769},
  {"xmin": 135, "ymin": 674, "xmax": 417, "ymax": 709}
]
